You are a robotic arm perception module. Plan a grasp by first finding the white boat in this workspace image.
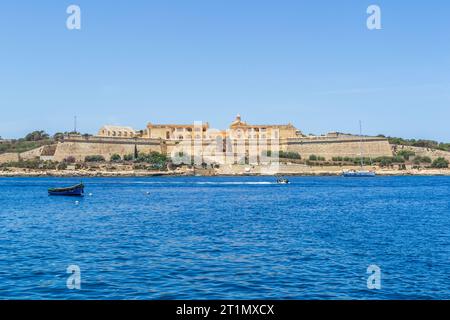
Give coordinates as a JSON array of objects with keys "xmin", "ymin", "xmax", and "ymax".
[
  {"xmin": 343, "ymin": 121, "xmax": 376, "ymax": 177},
  {"xmin": 276, "ymin": 176, "xmax": 290, "ymax": 184}
]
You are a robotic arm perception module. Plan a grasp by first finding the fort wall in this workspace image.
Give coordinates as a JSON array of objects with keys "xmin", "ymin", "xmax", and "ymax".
[
  {"xmin": 53, "ymin": 136, "xmax": 163, "ymax": 162},
  {"xmin": 284, "ymin": 137, "xmax": 393, "ymax": 159},
  {"xmin": 1, "ymin": 135, "xmax": 393, "ymax": 164},
  {"xmin": 0, "ymin": 153, "xmax": 20, "ymax": 164},
  {"xmin": 20, "ymin": 146, "xmax": 46, "ymax": 160}
]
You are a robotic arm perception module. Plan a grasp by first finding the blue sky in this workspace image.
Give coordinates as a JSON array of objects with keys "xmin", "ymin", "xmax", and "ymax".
[{"xmin": 0, "ymin": 0, "xmax": 449, "ymax": 140}]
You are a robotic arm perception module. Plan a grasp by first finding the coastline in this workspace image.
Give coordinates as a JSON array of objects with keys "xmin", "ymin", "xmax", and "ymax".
[{"xmin": 1, "ymin": 168, "xmax": 449, "ymax": 177}]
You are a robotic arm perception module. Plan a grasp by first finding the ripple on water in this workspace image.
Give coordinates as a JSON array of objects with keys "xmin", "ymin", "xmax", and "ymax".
[{"xmin": 0, "ymin": 176, "xmax": 449, "ymax": 299}]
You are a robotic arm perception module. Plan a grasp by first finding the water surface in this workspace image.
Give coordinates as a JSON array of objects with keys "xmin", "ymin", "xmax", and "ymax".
[{"xmin": 0, "ymin": 176, "xmax": 449, "ymax": 299}]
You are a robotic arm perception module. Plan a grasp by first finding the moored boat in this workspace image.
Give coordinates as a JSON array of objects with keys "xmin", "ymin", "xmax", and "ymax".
[
  {"xmin": 342, "ymin": 170, "xmax": 376, "ymax": 177},
  {"xmin": 343, "ymin": 121, "xmax": 376, "ymax": 178},
  {"xmin": 48, "ymin": 183, "xmax": 84, "ymax": 196}
]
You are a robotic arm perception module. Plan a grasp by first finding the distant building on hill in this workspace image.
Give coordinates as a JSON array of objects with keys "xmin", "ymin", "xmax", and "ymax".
[
  {"xmin": 228, "ymin": 114, "xmax": 301, "ymax": 140},
  {"xmin": 98, "ymin": 114, "xmax": 303, "ymax": 141},
  {"xmin": 145, "ymin": 122, "xmax": 210, "ymax": 140},
  {"xmin": 97, "ymin": 125, "xmax": 137, "ymax": 138}
]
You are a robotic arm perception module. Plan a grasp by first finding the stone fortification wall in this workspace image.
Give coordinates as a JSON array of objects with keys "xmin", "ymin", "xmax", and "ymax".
[
  {"xmin": 284, "ymin": 137, "xmax": 392, "ymax": 159},
  {"xmin": 13, "ymin": 135, "xmax": 393, "ymax": 163},
  {"xmin": 53, "ymin": 136, "xmax": 163, "ymax": 162},
  {"xmin": 0, "ymin": 153, "xmax": 20, "ymax": 164}
]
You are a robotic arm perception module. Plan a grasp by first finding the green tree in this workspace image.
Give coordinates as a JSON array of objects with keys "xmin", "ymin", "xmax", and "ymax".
[
  {"xmin": 431, "ymin": 157, "xmax": 449, "ymax": 169},
  {"xmin": 279, "ymin": 151, "xmax": 301, "ymax": 160},
  {"xmin": 421, "ymin": 156, "xmax": 432, "ymax": 164},
  {"xmin": 53, "ymin": 132, "xmax": 65, "ymax": 141},
  {"xmin": 57, "ymin": 162, "xmax": 68, "ymax": 170},
  {"xmin": 134, "ymin": 152, "xmax": 168, "ymax": 169},
  {"xmin": 123, "ymin": 154, "xmax": 134, "ymax": 161},
  {"xmin": 392, "ymin": 155, "xmax": 405, "ymax": 163},
  {"xmin": 413, "ymin": 156, "xmax": 432, "ymax": 165},
  {"xmin": 374, "ymin": 156, "xmax": 393, "ymax": 167},
  {"xmin": 25, "ymin": 130, "xmax": 49, "ymax": 141},
  {"xmin": 110, "ymin": 154, "xmax": 122, "ymax": 162},
  {"xmin": 85, "ymin": 155, "xmax": 105, "ymax": 162},
  {"xmin": 397, "ymin": 150, "xmax": 415, "ymax": 161}
]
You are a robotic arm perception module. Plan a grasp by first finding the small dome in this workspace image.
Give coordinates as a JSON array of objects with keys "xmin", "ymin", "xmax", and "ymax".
[{"xmin": 231, "ymin": 114, "xmax": 247, "ymax": 127}]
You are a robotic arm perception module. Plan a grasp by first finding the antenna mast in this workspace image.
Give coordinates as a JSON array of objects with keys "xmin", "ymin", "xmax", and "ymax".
[{"xmin": 359, "ymin": 120, "xmax": 364, "ymax": 169}]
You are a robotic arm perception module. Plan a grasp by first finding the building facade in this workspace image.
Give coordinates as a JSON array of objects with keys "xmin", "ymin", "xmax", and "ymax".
[
  {"xmin": 145, "ymin": 122, "xmax": 210, "ymax": 140},
  {"xmin": 98, "ymin": 125, "xmax": 137, "ymax": 138},
  {"xmin": 110, "ymin": 115, "xmax": 302, "ymax": 141},
  {"xmin": 87, "ymin": 115, "xmax": 392, "ymax": 164},
  {"xmin": 228, "ymin": 114, "xmax": 301, "ymax": 140}
]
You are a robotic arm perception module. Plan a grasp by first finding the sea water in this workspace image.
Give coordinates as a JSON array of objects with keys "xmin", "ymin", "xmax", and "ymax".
[{"xmin": 0, "ymin": 176, "xmax": 449, "ymax": 299}]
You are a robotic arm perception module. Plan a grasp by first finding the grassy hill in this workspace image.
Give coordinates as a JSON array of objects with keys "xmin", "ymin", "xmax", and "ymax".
[
  {"xmin": 0, "ymin": 139, "xmax": 54, "ymax": 154},
  {"xmin": 379, "ymin": 135, "xmax": 450, "ymax": 152}
]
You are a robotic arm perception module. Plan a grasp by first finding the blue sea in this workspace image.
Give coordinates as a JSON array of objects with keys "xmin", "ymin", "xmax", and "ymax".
[{"xmin": 0, "ymin": 176, "xmax": 449, "ymax": 300}]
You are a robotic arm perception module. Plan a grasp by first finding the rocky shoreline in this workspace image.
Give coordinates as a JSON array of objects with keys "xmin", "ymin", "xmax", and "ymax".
[{"xmin": 1, "ymin": 168, "xmax": 449, "ymax": 177}]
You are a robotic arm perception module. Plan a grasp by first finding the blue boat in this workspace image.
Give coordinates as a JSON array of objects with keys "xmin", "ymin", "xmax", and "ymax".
[
  {"xmin": 48, "ymin": 183, "xmax": 84, "ymax": 196},
  {"xmin": 342, "ymin": 170, "xmax": 376, "ymax": 177}
]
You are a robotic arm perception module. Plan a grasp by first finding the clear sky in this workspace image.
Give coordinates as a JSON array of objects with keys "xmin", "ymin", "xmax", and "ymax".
[{"xmin": 0, "ymin": 0, "xmax": 449, "ymax": 140}]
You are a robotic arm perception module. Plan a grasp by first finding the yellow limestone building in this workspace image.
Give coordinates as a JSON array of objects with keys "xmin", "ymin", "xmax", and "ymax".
[
  {"xmin": 81, "ymin": 114, "xmax": 392, "ymax": 163},
  {"xmin": 122, "ymin": 115, "xmax": 300, "ymax": 165},
  {"xmin": 138, "ymin": 114, "xmax": 301, "ymax": 141}
]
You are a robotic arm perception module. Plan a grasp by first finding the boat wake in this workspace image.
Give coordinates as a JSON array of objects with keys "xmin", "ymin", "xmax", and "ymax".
[
  {"xmin": 129, "ymin": 181, "xmax": 275, "ymax": 185},
  {"xmin": 193, "ymin": 182, "xmax": 274, "ymax": 185}
]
